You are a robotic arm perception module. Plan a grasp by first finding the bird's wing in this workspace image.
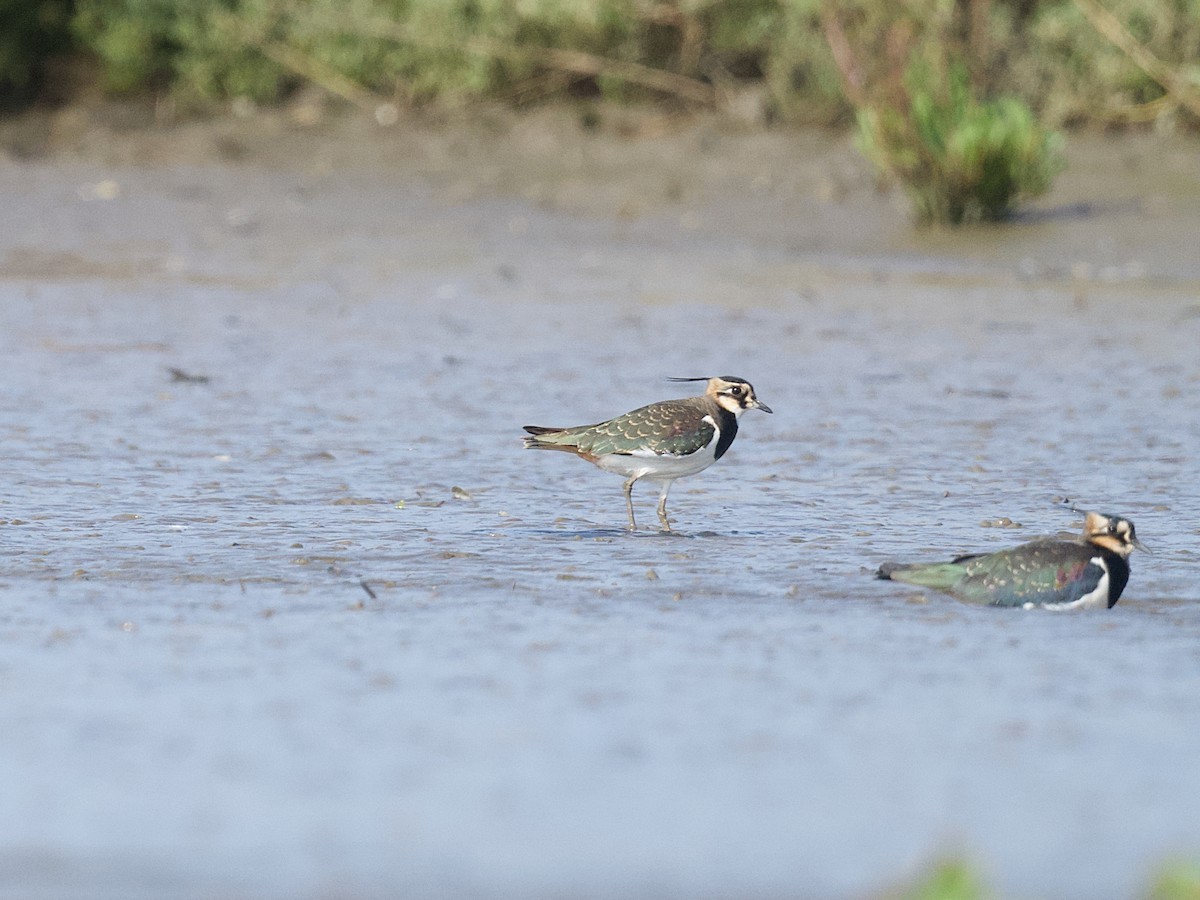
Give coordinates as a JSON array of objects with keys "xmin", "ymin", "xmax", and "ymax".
[
  {"xmin": 958, "ymin": 541, "xmax": 1103, "ymax": 607},
  {"xmin": 573, "ymin": 400, "xmax": 716, "ymax": 457}
]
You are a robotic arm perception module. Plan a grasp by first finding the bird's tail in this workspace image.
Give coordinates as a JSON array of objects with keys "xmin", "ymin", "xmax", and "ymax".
[
  {"xmin": 875, "ymin": 562, "xmax": 905, "ymax": 580},
  {"xmin": 876, "ymin": 562, "xmax": 965, "ymax": 590},
  {"xmin": 523, "ymin": 425, "xmax": 581, "ymax": 452}
]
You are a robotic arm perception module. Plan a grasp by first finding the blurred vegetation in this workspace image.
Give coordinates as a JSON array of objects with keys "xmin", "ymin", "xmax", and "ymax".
[
  {"xmin": 0, "ymin": 0, "xmax": 1189, "ymax": 127},
  {"xmin": 0, "ymin": 0, "xmax": 72, "ymax": 108},
  {"xmin": 878, "ymin": 856, "xmax": 1200, "ymax": 900},
  {"xmin": 856, "ymin": 66, "xmax": 1063, "ymax": 223},
  {"xmin": 1149, "ymin": 860, "xmax": 1200, "ymax": 900},
  {"xmin": 890, "ymin": 857, "xmax": 990, "ymax": 900},
  {"xmin": 824, "ymin": 2, "xmax": 1065, "ymax": 222},
  {"xmin": 4, "ymin": 0, "xmax": 1200, "ymax": 221}
]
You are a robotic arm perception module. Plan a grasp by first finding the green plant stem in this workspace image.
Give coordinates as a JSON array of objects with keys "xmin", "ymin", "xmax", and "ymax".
[
  {"xmin": 256, "ymin": 40, "xmax": 381, "ymax": 111},
  {"xmin": 336, "ymin": 17, "xmax": 717, "ymax": 106},
  {"xmin": 1072, "ymin": 0, "xmax": 1200, "ymax": 120},
  {"xmin": 819, "ymin": 3, "xmax": 867, "ymax": 108}
]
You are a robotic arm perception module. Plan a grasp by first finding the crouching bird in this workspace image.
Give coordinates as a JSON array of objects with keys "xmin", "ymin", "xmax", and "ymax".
[
  {"xmin": 876, "ymin": 511, "xmax": 1146, "ymax": 609},
  {"xmin": 522, "ymin": 376, "xmax": 772, "ymax": 532}
]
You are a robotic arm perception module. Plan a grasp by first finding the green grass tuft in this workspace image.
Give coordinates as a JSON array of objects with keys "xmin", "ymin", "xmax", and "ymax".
[
  {"xmin": 1148, "ymin": 860, "xmax": 1200, "ymax": 900},
  {"xmin": 856, "ymin": 64, "xmax": 1064, "ymax": 224},
  {"xmin": 895, "ymin": 858, "xmax": 990, "ymax": 900}
]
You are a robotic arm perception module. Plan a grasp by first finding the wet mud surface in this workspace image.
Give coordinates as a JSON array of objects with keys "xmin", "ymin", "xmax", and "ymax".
[{"xmin": 2, "ymin": 110, "xmax": 1200, "ymax": 898}]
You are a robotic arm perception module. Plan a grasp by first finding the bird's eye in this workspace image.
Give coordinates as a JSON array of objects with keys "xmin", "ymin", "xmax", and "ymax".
[{"xmin": 729, "ymin": 386, "xmax": 743, "ymax": 396}]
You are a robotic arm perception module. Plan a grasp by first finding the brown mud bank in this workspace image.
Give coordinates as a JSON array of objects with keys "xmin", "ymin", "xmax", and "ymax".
[
  {"xmin": 4, "ymin": 99, "xmax": 1200, "ymax": 293},
  {"xmin": 1, "ymin": 101, "xmax": 1199, "ymax": 900}
]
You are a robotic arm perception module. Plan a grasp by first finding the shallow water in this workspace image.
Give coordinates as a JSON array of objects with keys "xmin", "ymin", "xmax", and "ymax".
[{"xmin": 2, "ymin": 144, "xmax": 1200, "ymax": 899}]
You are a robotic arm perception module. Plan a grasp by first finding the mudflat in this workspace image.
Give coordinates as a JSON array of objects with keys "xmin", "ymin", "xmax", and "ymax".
[{"xmin": 2, "ymin": 103, "xmax": 1199, "ymax": 898}]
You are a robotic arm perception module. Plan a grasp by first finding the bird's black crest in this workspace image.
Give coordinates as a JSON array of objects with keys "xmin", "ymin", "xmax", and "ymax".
[{"xmin": 666, "ymin": 376, "xmax": 749, "ymax": 384}]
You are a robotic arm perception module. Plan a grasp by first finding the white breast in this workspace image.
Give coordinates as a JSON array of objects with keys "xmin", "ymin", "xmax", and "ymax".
[{"xmin": 594, "ymin": 415, "xmax": 721, "ymax": 482}]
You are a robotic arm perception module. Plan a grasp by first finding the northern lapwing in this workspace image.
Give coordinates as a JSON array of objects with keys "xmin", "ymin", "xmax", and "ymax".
[
  {"xmin": 523, "ymin": 376, "xmax": 772, "ymax": 532},
  {"xmin": 876, "ymin": 511, "xmax": 1145, "ymax": 609}
]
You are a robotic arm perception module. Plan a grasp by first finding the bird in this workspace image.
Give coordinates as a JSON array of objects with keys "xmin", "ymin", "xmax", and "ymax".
[
  {"xmin": 875, "ymin": 510, "xmax": 1146, "ymax": 609},
  {"xmin": 522, "ymin": 376, "xmax": 772, "ymax": 532}
]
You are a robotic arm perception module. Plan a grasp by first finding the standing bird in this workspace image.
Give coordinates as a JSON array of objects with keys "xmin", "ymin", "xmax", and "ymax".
[
  {"xmin": 522, "ymin": 376, "xmax": 772, "ymax": 532},
  {"xmin": 876, "ymin": 511, "xmax": 1146, "ymax": 609}
]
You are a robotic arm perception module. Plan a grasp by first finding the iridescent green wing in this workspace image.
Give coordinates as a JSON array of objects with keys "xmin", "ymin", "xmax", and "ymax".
[
  {"xmin": 956, "ymin": 541, "xmax": 1100, "ymax": 606},
  {"xmin": 575, "ymin": 400, "xmax": 714, "ymax": 457}
]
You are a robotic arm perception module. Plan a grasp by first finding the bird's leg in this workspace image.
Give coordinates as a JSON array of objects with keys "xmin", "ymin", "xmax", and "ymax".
[
  {"xmin": 656, "ymin": 481, "xmax": 674, "ymax": 532},
  {"xmin": 622, "ymin": 475, "xmax": 638, "ymax": 531}
]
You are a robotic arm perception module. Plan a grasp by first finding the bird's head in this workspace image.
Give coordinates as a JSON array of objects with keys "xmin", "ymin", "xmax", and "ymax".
[
  {"xmin": 668, "ymin": 376, "xmax": 773, "ymax": 417},
  {"xmin": 1082, "ymin": 511, "xmax": 1146, "ymax": 558}
]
